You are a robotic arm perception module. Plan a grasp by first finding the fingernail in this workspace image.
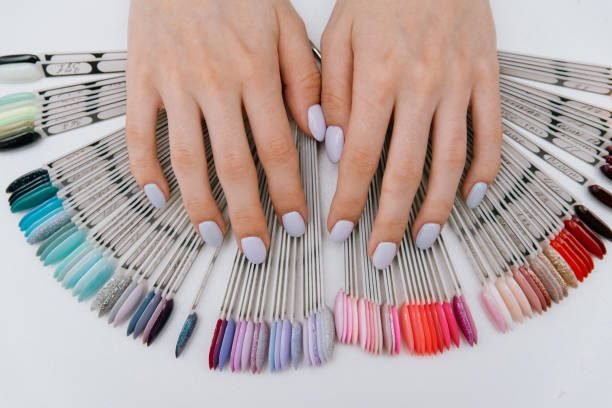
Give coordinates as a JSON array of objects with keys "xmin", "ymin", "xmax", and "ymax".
[
  {"xmin": 241, "ymin": 236, "xmax": 267, "ymax": 264},
  {"xmin": 198, "ymin": 221, "xmax": 223, "ymax": 247},
  {"xmin": 325, "ymin": 126, "xmax": 344, "ymax": 163},
  {"xmin": 281, "ymin": 211, "xmax": 306, "ymax": 237},
  {"xmin": 466, "ymin": 181, "xmax": 488, "ymax": 208},
  {"xmin": 307, "ymin": 104, "xmax": 326, "ymax": 142},
  {"xmin": 143, "ymin": 183, "xmax": 166, "ymax": 209},
  {"xmin": 415, "ymin": 223, "xmax": 440, "ymax": 249},
  {"xmin": 330, "ymin": 220, "xmax": 354, "ymax": 243},
  {"xmin": 372, "ymin": 242, "xmax": 397, "ymax": 269}
]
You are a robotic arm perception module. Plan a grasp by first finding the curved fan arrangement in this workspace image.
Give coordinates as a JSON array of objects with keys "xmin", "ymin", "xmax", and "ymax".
[{"xmin": 2, "ymin": 48, "xmax": 610, "ymax": 371}]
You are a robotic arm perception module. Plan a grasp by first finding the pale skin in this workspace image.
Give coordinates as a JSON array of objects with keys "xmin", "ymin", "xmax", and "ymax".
[{"xmin": 126, "ymin": 0, "xmax": 502, "ymax": 268}]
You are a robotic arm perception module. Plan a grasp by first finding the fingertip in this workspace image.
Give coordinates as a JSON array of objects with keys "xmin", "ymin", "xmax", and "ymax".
[
  {"xmin": 198, "ymin": 220, "xmax": 224, "ymax": 247},
  {"xmin": 143, "ymin": 183, "xmax": 167, "ymax": 209},
  {"xmin": 281, "ymin": 211, "xmax": 306, "ymax": 237},
  {"xmin": 414, "ymin": 223, "xmax": 441, "ymax": 250},
  {"xmin": 241, "ymin": 236, "xmax": 267, "ymax": 264},
  {"xmin": 329, "ymin": 219, "xmax": 354, "ymax": 243},
  {"xmin": 325, "ymin": 126, "xmax": 344, "ymax": 163},
  {"xmin": 308, "ymin": 104, "xmax": 326, "ymax": 141},
  {"xmin": 464, "ymin": 181, "xmax": 488, "ymax": 209},
  {"xmin": 372, "ymin": 242, "xmax": 397, "ymax": 270}
]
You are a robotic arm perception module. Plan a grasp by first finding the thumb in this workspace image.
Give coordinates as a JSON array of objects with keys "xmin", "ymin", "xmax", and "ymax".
[{"xmin": 277, "ymin": 7, "xmax": 325, "ymax": 141}]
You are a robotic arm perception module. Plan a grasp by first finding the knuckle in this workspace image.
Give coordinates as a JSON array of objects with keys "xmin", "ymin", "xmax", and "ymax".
[
  {"xmin": 292, "ymin": 68, "xmax": 321, "ymax": 94},
  {"xmin": 181, "ymin": 194, "xmax": 207, "ymax": 217},
  {"xmin": 386, "ymin": 160, "xmax": 421, "ymax": 185},
  {"xmin": 376, "ymin": 215, "xmax": 409, "ymax": 237},
  {"xmin": 128, "ymin": 158, "xmax": 158, "ymax": 184},
  {"xmin": 216, "ymin": 149, "xmax": 252, "ymax": 180},
  {"xmin": 230, "ymin": 210, "xmax": 263, "ymax": 230},
  {"xmin": 367, "ymin": 66, "xmax": 395, "ymax": 97},
  {"xmin": 125, "ymin": 119, "xmax": 150, "ymax": 142},
  {"xmin": 446, "ymin": 146, "xmax": 467, "ymax": 170},
  {"xmin": 321, "ymin": 89, "xmax": 347, "ymax": 118},
  {"xmin": 170, "ymin": 141, "xmax": 200, "ymax": 173},
  {"xmin": 260, "ymin": 136, "xmax": 295, "ymax": 164},
  {"xmin": 344, "ymin": 145, "xmax": 379, "ymax": 175},
  {"xmin": 334, "ymin": 192, "xmax": 365, "ymax": 219},
  {"xmin": 474, "ymin": 57, "xmax": 500, "ymax": 81}
]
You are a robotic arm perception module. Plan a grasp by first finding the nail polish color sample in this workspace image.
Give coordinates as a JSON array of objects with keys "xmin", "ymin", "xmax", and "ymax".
[
  {"xmin": 600, "ymin": 164, "xmax": 612, "ymax": 180},
  {"xmin": 176, "ymin": 312, "xmax": 198, "ymax": 358},
  {"xmin": 209, "ymin": 319, "xmax": 224, "ymax": 369},
  {"xmin": 588, "ymin": 184, "xmax": 612, "ymax": 208},
  {"xmin": 241, "ymin": 236, "xmax": 267, "ymax": 264},
  {"xmin": 113, "ymin": 282, "xmax": 146, "ymax": 326},
  {"xmin": 573, "ymin": 205, "xmax": 612, "ymax": 240},
  {"xmin": 198, "ymin": 221, "xmax": 223, "ymax": 247},
  {"xmin": 147, "ymin": 298, "xmax": 174, "ymax": 346},
  {"xmin": 291, "ymin": 321, "xmax": 303, "ymax": 369},
  {"xmin": 325, "ymin": 126, "xmax": 344, "ymax": 163},
  {"xmin": 143, "ymin": 183, "xmax": 166, "ymax": 209},
  {"xmin": 241, "ymin": 320, "xmax": 255, "ymax": 369},
  {"xmin": 6, "ymin": 168, "xmax": 48, "ymax": 193},
  {"xmin": 329, "ymin": 220, "xmax": 354, "ymax": 243},
  {"xmin": 372, "ymin": 242, "xmax": 397, "ymax": 269},
  {"xmin": 281, "ymin": 211, "xmax": 306, "ymax": 237},
  {"xmin": 415, "ymin": 223, "xmax": 441, "ymax": 249},
  {"xmin": 0, "ymin": 62, "xmax": 44, "ymax": 83},
  {"xmin": 466, "ymin": 182, "xmax": 488, "ymax": 208},
  {"xmin": 307, "ymin": 104, "xmax": 326, "ymax": 142}
]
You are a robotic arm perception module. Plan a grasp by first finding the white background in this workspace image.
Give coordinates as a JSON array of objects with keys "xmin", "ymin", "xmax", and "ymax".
[{"xmin": 1, "ymin": 1, "xmax": 611, "ymax": 407}]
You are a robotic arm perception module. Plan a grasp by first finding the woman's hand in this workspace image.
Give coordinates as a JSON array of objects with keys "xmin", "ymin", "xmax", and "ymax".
[
  {"xmin": 126, "ymin": 0, "xmax": 325, "ymax": 264},
  {"xmin": 321, "ymin": 0, "xmax": 502, "ymax": 269}
]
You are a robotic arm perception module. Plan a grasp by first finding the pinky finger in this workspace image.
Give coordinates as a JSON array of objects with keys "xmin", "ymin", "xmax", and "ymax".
[
  {"xmin": 463, "ymin": 72, "xmax": 502, "ymax": 208},
  {"xmin": 125, "ymin": 79, "xmax": 169, "ymax": 209}
]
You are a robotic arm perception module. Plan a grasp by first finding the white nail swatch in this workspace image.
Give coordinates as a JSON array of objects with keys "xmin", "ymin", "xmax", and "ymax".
[
  {"xmin": 198, "ymin": 221, "xmax": 223, "ymax": 247},
  {"xmin": 466, "ymin": 181, "xmax": 488, "ymax": 208},
  {"xmin": 415, "ymin": 223, "xmax": 441, "ymax": 249},
  {"xmin": 0, "ymin": 62, "xmax": 44, "ymax": 83},
  {"xmin": 372, "ymin": 242, "xmax": 397, "ymax": 270},
  {"xmin": 143, "ymin": 183, "xmax": 166, "ymax": 209},
  {"xmin": 308, "ymin": 104, "xmax": 326, "ymax": 142},
  {"xmin": 282, "ymin": 211, "xmax": 306, "ymax": 237},
  {"xmin": 241, "ymin": 236, "xmax": 267, "ymax": 264},
  {"xmin": 325, "ymin": 126, "xmax": 344, "ymax": 163},
  {"xmin": 329, "ymin": 220, "xmax": 354, "ymax": 243}
]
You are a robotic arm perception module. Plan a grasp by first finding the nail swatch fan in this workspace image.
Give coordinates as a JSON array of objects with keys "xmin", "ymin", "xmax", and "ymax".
[{"xmin": 3, "ymin": 51, "xmax": 610, "ymax": 370}]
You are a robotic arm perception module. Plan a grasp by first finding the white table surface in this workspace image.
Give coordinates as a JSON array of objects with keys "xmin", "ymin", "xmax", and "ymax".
[{"xmin": 1, "ymin": 1, "xmax": 611, "ymax": 407}]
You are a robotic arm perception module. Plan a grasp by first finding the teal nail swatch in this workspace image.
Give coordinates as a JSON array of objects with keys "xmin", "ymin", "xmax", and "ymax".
[
  {"xmin": 11, "ymin": 183, "xmax": 58, "ymax": 212},
  {"xmin": 62, "ymin": 249, "xmax": 102, "ymax": 289},
  {"xmin": 75, "ymin": 258, "xmax": 117, "ymax": 301},
  {"xmin": 37, "ymin": 221, "xmax": 75, "ymax": 257},
  {"xmin": 44, "ymin": 229, "xmax": 87, "ymax": 265},
  {"xmin": 54, "ymin": 242, "xmax": 90, "ymax": 280},
  {"xmin": 19, "ymin": 196, "xmax": 62, "ymax": 231},
  {"xmin": 26, "ymin": 209, "xmax": 71, "ymax": 244},
  {"xmin": 24, "ymin": 206, "xmax": 63, "ymax": 237}
]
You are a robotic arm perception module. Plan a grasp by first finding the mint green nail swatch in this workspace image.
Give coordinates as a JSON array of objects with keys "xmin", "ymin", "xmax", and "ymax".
[{"xmin": 44, "ymin": 229, "xmax": 87, "ymax": 266}]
